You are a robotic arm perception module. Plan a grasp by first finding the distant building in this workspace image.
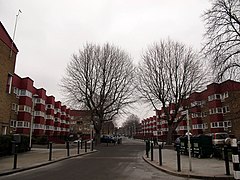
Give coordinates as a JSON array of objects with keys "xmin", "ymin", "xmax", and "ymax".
[
  {"xmin": 0, "ymin": 21, "xmax": 18, "ymax": 135},
  {"xmin": 69, "ymin": 110, "xmax": 93, "ymax": 139}
]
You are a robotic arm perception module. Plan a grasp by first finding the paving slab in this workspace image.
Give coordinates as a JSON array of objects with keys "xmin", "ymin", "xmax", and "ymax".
[{"xmin": 143, "ymin": 148, "xmax": 234, "ymax": 180}]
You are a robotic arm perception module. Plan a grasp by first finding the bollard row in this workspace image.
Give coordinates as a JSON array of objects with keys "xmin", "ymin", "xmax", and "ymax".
[{"xmin": 10, "ymin": 139, "xmax": 94, "ymax": 169}]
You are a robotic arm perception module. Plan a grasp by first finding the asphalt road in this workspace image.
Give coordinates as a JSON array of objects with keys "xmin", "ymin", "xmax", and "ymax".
[{"xmin": 0, "ymin": 138, "xmax": 193, "ymax": 180}]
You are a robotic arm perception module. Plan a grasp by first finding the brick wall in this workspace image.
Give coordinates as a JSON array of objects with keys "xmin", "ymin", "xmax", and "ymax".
[
  {"xmin": 223, "ymin": 91, "xmax": 240, "ymax": 139},
  {"xmin": 0, "ymin": 38, "xmax": 17, "ymax": 134}
]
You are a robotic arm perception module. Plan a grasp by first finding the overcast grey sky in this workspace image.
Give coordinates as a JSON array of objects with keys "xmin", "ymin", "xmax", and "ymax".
[{"xmin": 1, "ymin": 0, "xmax": 211, "ymax": 123}]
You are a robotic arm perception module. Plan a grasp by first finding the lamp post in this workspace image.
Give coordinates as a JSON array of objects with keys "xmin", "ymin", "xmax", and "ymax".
[
  {"xmin": 90, "ymin": 121, "xmax": 94, "ymax": 151},
  {"xmin": 182, "ymin": 110, "xmax": 192, "ymax": 172},
  {"xmin": 29, "ymin": 94, "xmax": 38, "ymax": 150},
  {"xmin": 186, "ymin": 110, "xmax": 192, "ymax": 172}
]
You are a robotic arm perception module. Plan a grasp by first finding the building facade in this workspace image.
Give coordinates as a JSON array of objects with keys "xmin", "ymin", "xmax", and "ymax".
[
  {"xmin": 10, "ymin": 74, "xmax": 72, "ymax": 138},
  {"xmin": 141, "ymin": 80, "xmax": 240, "ymax": 140},
  {"xmin": 0, "ymin": 21, "xmax": 18, "ymax": 135},
  {"xmin": 69, "ymin": 110, "xmax": 94, "ymax": 139}
]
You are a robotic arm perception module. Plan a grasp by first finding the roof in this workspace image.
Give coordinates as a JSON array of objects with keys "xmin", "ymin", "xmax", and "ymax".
[{"xmin": 0, "ymin": 21, "xmax": 18, "ymax": 53}]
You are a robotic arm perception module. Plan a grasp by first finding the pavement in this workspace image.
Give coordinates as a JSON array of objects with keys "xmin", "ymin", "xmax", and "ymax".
[
  {"xmin": 0, "ymin": 143, "xmax": 97, "ymax": 177},
  {"xmin": 143, "ymin": 145, "xmax": 234, "ymax": 180},
  {"xmin": 0, "ymin": 140, "xmax": 235, "ymax": 179}
]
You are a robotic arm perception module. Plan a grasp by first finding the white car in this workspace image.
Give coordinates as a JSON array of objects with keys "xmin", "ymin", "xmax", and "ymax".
[{"xmin": 73, "ymin": 139, "xmax": 81, "ymax": 143}]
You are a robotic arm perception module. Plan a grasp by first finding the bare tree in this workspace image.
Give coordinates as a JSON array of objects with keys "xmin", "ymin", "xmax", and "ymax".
[
  {"xmin": 61, "ymin": 43, "xmax": 135, "ymax": 143},
  {"xmin": 202, "ymin": 0, "xmax": 240, "ymax": 81},
  {"xmin": 122, "ymin": 114, "xmax": 140, "ymax": 137},
  {"xmin": 137, "ymin": 39, "xmax": 207, "ymax": 144}
]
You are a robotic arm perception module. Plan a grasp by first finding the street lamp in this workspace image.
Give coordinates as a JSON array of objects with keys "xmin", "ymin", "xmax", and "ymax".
[
  {"xmin": 186, "ymin": 110, "xmax": 192, "ymax": 172},
  {"xmin": 90, "ymin": 121, "xmax": 94, "ymax": 150},
  {"xmin": 29, "ymin": 94, "xmax": 38, "ymax": 150}
]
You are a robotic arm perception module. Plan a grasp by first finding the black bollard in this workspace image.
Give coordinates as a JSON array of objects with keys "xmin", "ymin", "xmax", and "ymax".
[
  {"xmin": 146, "ymin": 141, "xmax": 150, "ymax": 158},
  {"xmin": 224, "ymin": 145, "xmax": 230, "ymax": 175},
  {"xmin": 91, "ymin": 140, "xmax": 93, "ymax": 151},
  {"xmin": 159, "ymin": 144, "xmax": 162, "ymax": 166},
  {"xmin": 77, "ymin": 141, "xmax": 80, "ymax": 154},
  {"xmin": 66, "ymin": 141, "xmax": 70, "ymax": 157},
  {"xmin": 12, "ymin": 142, "xmax": 18, "ymax": 169},
  {"xmin": 85, "ymin": 141, "xmax": 87, "ymax": 152},
  {"xmin": 49, "ymin": 142, "xmax": 52, "ymax": 161},
  {"xmin": 176, "ymin": 144, "xmax": 181, "ymax": 172},
  {"xmin": 151, "ymin": 141, "xmax": 153, "ymax": 161}
]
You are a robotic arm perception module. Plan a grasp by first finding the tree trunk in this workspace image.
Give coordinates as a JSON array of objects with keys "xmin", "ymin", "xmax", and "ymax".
[
  {"xmin": 95, "ymin": 129, "xmax": 101, "ymax": 145},
  {"xmin": 166, "ymin": 126, "xmax": 173, "ymax": 145}
]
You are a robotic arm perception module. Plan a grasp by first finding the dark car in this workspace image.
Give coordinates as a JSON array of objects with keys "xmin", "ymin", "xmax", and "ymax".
[{"xmin": 100, "ymin": 135, "xmax": 116, "ymax": 143}]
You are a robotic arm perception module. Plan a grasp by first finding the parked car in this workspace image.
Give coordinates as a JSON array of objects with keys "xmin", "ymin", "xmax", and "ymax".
[
  {"xmin": 207, "ymin": 132, "xmax": 229, "ymax": 158},
  {"xmin": 207, "ymin": 132, "xmax": 229, "ymax": 146},
  {"xmin": 73, "ymin": 139, "xmax": 81, "ymax": 143},
  {"xmin": 100, "ymin": 135, "xmax": 116, "ymax": 143}
]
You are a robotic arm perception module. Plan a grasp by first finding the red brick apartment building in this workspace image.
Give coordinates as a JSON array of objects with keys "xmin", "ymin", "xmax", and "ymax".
[
  {"xmin": 11, "ymin": 75, "xmax": 71, "ymax": 137},
  {"xmin": 0, "ymin": 21, "xmax": 91, "ymax": 139},
  {"xmin": 0, "ymin": 21, "xmax": 18, "ymax": 135},
  {"xmin": 141, "ymin": 80, "xmax": 240, "ymax": 140}
]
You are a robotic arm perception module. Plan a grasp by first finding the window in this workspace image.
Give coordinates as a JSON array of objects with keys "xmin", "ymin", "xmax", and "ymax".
[
  {"xmin": 218, "ymin": 122, "xmax": 223, "ymax": 127},
  {"xmin": 47, "ymin": 104, "xmax": 54, "ymax": 109},
  {"xmin": 2, "ymin": 126, "xmax": 7, "ymax": 135},
  {"xmin": 6, "ymin": 74, "xmax": 13, "ymax": 94},
  {"xmin": 191, "ymin": 101, "xmax": 202, "ymax": 107},
  {"xmin": 46, "ymin": 115, "xmax": 54, "ymax": 120},
  {"xmin": 228, "ymin": 121, "xmax": 232, "ymax": 127},
  {"xmin": 45, "ymin": 125, "xmax": 54, "ymax": 130},
  {"xmin": 208, "ymin": 94, "xmax": 222, "ymax": 101},
  {"xmin": 10, "ymin": 120, "xmax": 17, "ymax": 127},
  {"xmin": 34, "ymin": 111, "xmax": 45, "ymax": 117},
  {"xmin": 13, "ymin": 87, "xmax": 19, "ymax": 96},
  {"xmin": 201, "ymin": 112, "xmax": 208, "ymax": 117},
  {"xmin": 208, "ymin": 95, "xmax": 214, "ymax": 101},
  {"xmin": 209, "ymin": 107, "xmax": 224, "ymax": 114},
  {"xmin": 203, "ymin": 123, "xmax": 208, "ymax": 129},
  {"xmin": 12, "ymin": 103, "xmax": 18, "ymax": 112},
  {"xmin": 17, "ymin": 121, "xmax": 23, "ymax": 127},
  {"xmin": 24, "ymin": 121, "xmax": 29, "ymax": 128},
  {"xmin": 211, "ymin": 121, "xmax": 225, "ymax": 128},
  {"xmin": 224, "ymin": 121, "xmax": 232, "ymax": 127},
  {"xmin": 24, "ymin": 106, "xmax": 31, "ymax": 113},
  {"xmin": 34, "ymin": 124, "xmax": 44, "ymax": 129},
  {"xmin": 223, "ymin": 106, "xmax": 230, "ymax": 113},
  {"xmin": 36, "ymin": 98, "xmax": 45, "ymax": 105},
  {"xmin": 192, "ymin": 124, "xmax": 203, "ymax": 129},
  {"xmin": 192, "ymin": 113, "xmax": 202, "ymax": 118},
  {"xmin": 217, "ymin": 107, "xmax": 222, "ymax": 113},
  {"xmin": 222, "ymin": 92, "xmax": 229, "ymax": 99},
  {"xmin": 19, "ymin": 89, "xmax": 32, "ymax": 98},
  {"xmin": 216, "ymin": 94, "xmax": 221, "ymax": 99}
]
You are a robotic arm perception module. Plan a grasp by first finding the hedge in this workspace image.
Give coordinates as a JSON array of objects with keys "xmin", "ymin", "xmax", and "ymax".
[{"xmin": 0, "ymin": 135, "xmax": 30, "ymax": 157}]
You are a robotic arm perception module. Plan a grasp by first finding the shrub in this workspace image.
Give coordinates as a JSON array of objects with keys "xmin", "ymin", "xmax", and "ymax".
[
  {"xmin": 0, "ymin": 135, "xmax": 30, "ymax": 156},
  {"xmin": 0, "ymin": 135, "xmax": 12, "ymax": 156},
  {"xmin": 34, "ymin": 136, "xmax": 48, "ymax": 145}
]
